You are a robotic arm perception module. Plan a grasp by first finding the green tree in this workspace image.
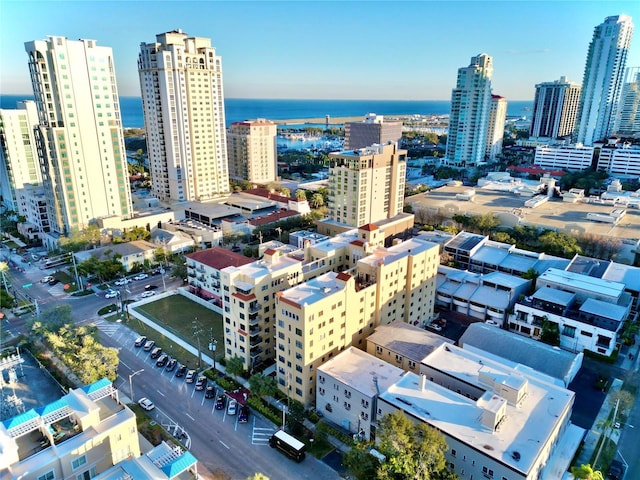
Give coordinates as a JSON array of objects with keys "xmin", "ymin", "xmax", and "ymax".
[
  {"xmin": 122, "ymin": 226, "xmax": 150, "ymax": 242},
  {"xmin": 171, "ymin": 255, "xmax": 187, "ymax": 282},
  {"xmin": 310, "ymin": 192, "xmax": 325, "ymax": 209},
  {"xmin": 248, "ymin": 373, "xmax": 278, "ymax": 398},
  {"xmin": 286, "ymin": 399, "xmax": 305, "ymax": 436},
  {"xmin": 59, "ymin": 225, "xmax": 101, "ymax": 252},
  {"xmin": 540, "ymin": 318, "xmax": 560, "ymax": 346},
  {"xmin": 295, "ymin": 189, "xmax": 307, "ymax": 200},
  {"xmin": 491, "ymin": 231, "xmax": 515, "ymax": 244},
  {"xmin": 343, "ymin": 442, "xmax": 379, "ymax": 480},
  {"xmin": 570, "ymin": 464, "xmax": 604, "ymax": 480},
  {"xmin": 539, "ymin": 231, "xmax": 582, "ymax": 258},
  {"xmin": 376, "ymin": 410, "xmax": 453, "ymax": 480},
  {"xmin": 226, "ymin": 355, "xmax": 245, "ymax": 380}
]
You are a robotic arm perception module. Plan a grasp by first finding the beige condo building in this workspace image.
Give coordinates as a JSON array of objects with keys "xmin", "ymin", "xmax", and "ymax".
[
  {"xmin": 275, "ymin": 235, "xmax": 440, "ymax": 405},
  {"xmin": 138, "ymin": 30, "xmax": 229, "ymax": 201},
  {"xmin": 227, "ymin": 119, "xmax": 277, "ymax": 184},
  {"xmin": 485, "ymin": 95, "xmax": 507, "ymax": 160},
  {"xmin": 327, "ymin": 142, "xmax": 406, "ymax": 228}
]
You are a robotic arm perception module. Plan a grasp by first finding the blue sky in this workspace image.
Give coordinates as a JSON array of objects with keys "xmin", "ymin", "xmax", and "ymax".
[{"xmin": 1, "ymin": 1, "xmax": 638, "ymax": 100}]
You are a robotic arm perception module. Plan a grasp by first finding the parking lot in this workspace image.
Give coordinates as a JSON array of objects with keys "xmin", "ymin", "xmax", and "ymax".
[{"xmin": 94, "ymin": 319, "xmax": 339, "ymax": 479}]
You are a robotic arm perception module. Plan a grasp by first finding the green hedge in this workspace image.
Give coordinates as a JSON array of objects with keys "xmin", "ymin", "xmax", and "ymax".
[
  {"xmin": 216, "ymin": 376, "xmax": 242, "ymax": 392},
  {"xmin": 248, "ymin": 396, "xmax": 283, "ymax": 426},
  {"xmin": 316, "ymin": 420, "xmax": 355, "ymax": 447}
]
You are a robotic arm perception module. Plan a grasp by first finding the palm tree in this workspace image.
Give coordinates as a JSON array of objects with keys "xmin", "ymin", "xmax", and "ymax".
[
  {"xmin": 310, "ymin": 193, "xmax": 324, "ymax": 209},
  {"xmin": 295, "ymin": 189, "xmax": 307, "ymax": 200}
]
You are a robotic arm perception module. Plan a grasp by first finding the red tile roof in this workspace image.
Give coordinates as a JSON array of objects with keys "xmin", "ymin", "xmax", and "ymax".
[
  {"xmin": 350, "ymin": 240, "xmax": 365, "ymax": 247},
  {"xmin": 507, "ymin": 165, "xmax": 566, "ymax": 177},
  {"xmin": 249, "ymin": 209, "xmax": 299, "ymax": 227},
  {"xmin": 264, "ymin": 248, "xmax": 278, "ymax": 255},
  {"xmin": 187, "ymin": 247, "xmax": 253, "ymax": 270},
  {"xmin": 336, "ymin": 272, "xmax": 352, "ymax": 281},
  {"xmin": 359, "ymin": 224, "xmax": 379, "ymax": 231}
]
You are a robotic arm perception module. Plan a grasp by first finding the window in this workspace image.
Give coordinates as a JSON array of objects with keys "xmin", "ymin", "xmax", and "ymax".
[
  {"xmin": 451, "ymin": 449, "xmax": 457, "ymax": 457},
  {"xmin": 38, "ymin": 473, "xmax": 55, "ymax": 480},
  {"xmin": 482, "ymin": 466, "xmax": 494, "ymax": 478},
  {"xmin": 72, "ymin": 456, "xmax": 87, "ymax": 470},
  {"xmin": 562, "ymin": 325, "xmax": 576, "ymax": 338}
]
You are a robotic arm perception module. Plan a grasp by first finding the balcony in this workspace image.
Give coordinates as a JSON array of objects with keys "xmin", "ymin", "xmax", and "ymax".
[
  {"xmin": 249, "ymin": 316, "xmax": 261, "ymax": 326},
  {"xmin": 249, "ymin": 325, "xmax": 262, "ymax": 336},
  {"xmin": 250, "ymin": 336, "xmax": 263, "ymax": 346},
  {"xmin": 250, "ymin": 347, "xmax": 263, "ymax": 358},
  {"xmin": 248, "ymin": 302, "xmax": 262, "ymax": 314}
]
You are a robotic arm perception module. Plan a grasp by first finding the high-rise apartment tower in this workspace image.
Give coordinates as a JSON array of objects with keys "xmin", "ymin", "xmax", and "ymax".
[
  {"xmin": 138, "ymin": 30, "xmax": 229, "ymax": 201},
  {"xmin": 227, "ymin": 119, "xmax": 277, "ymax": 184},
  {"xmin": 530, "ymin": 77, "xmax": 582, "ymax": 139},
  {"xmin": 444, "ymin": 54, "xmax": 494, "ymax": 167},
  {"xmin": 485, "ymin": 95, "xmax": 507, "ymax": 160},
  {"xmin": 24, "ymin": 37, "xmax": 132, "ymax": 236},
  {"xmin": 614, "ymin": 67, "xmax": 640, "ymax": 137},
  {"xmin": 575, "ymin": 15, "xmax": 634, "ymax": 145},
  {"xmin": 327, "ymin": 143, "xmax": 406, "ymax": 227}
]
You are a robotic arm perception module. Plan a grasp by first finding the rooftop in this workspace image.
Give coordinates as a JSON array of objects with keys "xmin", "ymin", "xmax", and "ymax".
[
  {"xmin": 187, "ymin": 247, "xmax": 253, "ymax": 271},
  {"xmin": 538, "ymin": 268, "xmax": 625, "ymax": 300},
  {"xmin": 366, "ymin": 321, "xmax": 452, "ymax": 361},
  {"xmin": 380, "ymin": 345, "xmax": 574, "ymax": 476},
  {"xmin": 358, "ymin": 237, "xmax": 438, "ymax": 268},
  {"xmin": 318, "ymin": 347, "xmax": 405, "ymax": 397},
  {"xmin": 279, "ymin": 271, "xmax": 346, "ymax": 308}
]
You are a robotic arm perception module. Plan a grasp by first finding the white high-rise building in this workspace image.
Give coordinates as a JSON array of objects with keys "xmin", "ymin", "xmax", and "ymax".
[
  {"xmin": 614, "ymin": 67, "xmax": 640, "ymax": 137},
  {"xmin": 24, "ymin": 37, "xmax": 133, "ymax": 237},
  {"xmin": 575, "ymin": 15, "xmax": 634, "ymax": 146},
  {"xmin": 0, "ymin": 101, "xmax": 42, "ymax": 215},
  {"xmin": 485, "ymin": 95, "xmax": 507, "ymax": 160},
  {"xmin": 227, "ymin": 119, "xmax": 277, "ymax": 184},
  {"xmin": 530, "ymin": 76, "xmax": 582, "ymax": 139},
  {"xmin": 444, "ymin": 53, "xmax": 493, "ymax": 167},
  {"xmin": 138, "ymin": 30, "xmax": 229, "ymax": 201}
]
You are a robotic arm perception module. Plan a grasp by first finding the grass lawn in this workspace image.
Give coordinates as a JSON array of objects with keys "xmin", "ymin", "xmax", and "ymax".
[{"xmin": 134, "ymin": 295, "xmax": 224, "ymax": 363}]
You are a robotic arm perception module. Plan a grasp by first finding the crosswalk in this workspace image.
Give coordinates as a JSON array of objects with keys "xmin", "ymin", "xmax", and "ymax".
[
  {"xmin": 92, "ymin": 319, "xmax": 121, "ymax": 337},
  {"xmin": 252, "ymin": 423, "xmax": 275, "ymax": 445}
]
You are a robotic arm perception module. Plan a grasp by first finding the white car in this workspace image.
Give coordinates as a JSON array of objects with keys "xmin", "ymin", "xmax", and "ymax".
[
  {"xmin": 227, "ymin": 399, "xmax": 238, "ymax": 415},
  {"xmin": 138, "ymin": 397, "xmax": 155, "ymax": 411},
  {"xmin": 105, "ymin": 290, "xmax": 118, "ymax": 299},
  {"xmin": 485, "ymin": 320, "xmax": 500, "ymax": 327},
  {"xmin": 134, "ymin": 273, "xmax": 148, "ymax": 281},
  {"xmin": 141, "ymin": 291, "xmax": 157, "ymax": 298},
  {"xmin": 115, "ymin": 278, "xmax": 132, "ymax": 286}
]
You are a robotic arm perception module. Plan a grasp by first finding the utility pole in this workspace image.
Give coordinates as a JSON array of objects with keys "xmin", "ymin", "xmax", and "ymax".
[
  {"xmin": 193, "ymin": 318, "xmax": 203, "ymax": 372},
  {"xmin": 209, "ymin": 328, "xmax": 217, "ymax": 373}
]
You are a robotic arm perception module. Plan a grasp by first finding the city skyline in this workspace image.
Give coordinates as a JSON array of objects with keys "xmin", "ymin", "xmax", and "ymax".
[{"xmin": 1, "ymin": 1, "xmax": 639, "ymax": 101}]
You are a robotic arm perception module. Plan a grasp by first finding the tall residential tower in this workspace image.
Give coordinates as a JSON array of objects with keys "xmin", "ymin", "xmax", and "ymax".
[
  {"xmin": 485, "ymin": 94, "xmax": 507, "ymax": 160},
  {"xmin": 530, "ymin": 77, "xmax": 582, "ymax": 140},
  {"xmin": 614, "ymin": 67, "xmax": 640, "ymax": 137},
  {"xmin": 227, "ymin": 119, "xmax": 277, "ymax": 184},
  {"xmin": 24, "ymin": 37, "xmax": 132, "ymax": 237},
  {"xmin": 138, "ymin": 30, "xmax": 229, "ymax": 201},
  {"xmin": 444, "ymin": 53, "xmax": 494, "ymax": 167},
  {"xmin": 575, "ymin": 15, "xmax": 634, "ymax": 145}
]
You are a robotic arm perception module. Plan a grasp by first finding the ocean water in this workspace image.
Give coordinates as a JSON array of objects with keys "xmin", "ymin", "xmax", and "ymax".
[{"xmin": 1, "ymin": 95, "xmax": 533, "ymax": 129}]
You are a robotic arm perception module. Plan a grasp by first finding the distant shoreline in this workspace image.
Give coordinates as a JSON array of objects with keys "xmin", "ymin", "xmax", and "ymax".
[{"xmin": 273, "ymin": 116, "xmax": 365, "ymax": 125}]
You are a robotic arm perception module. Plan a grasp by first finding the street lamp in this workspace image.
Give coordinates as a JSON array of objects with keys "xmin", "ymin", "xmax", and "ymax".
[
  {"xmin": 129, "ymin": 369, "xmax": 144, "ymax": 401},
  {"xmin": 193, "ymin": 319, "xmax": 203, "ymax": 372},
  {"xmin": 209, "ymin": 329, "xmax": 217, "ymax": 373}
]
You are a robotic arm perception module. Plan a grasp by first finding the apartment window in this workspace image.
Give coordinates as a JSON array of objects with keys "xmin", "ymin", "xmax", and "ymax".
[
  {"xmin": 344, "ymin": 402, "xmax": 351, "ymax": 411},
  {"xmin": 451, "ymin": 449, "xmax": 457, "ymax": 457},
  {"xmin": 72, "ymin": 455, "xmax": 87, "ymax": 470},
  {"xmin": 344, "ymin": 389, "xmax": 351, "ymax": 398},
  {"xmin": 376, "ymin": 345, "xmax": 383, "ymax": 354},
  {"xmin": 361, "ymin": 399, "xmax": 369, "ymax": 408},
  {"xmin": 38, "ymin": 473, "xmax": 54, "ymax": 480},
  {"xmin": 482, "ymin": 466, "xmax": 494, "ymax": 478}
]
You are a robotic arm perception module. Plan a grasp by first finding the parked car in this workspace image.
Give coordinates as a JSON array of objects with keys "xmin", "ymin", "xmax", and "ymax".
[
  {"xmin": 143, "ymin": 340, "xmax": 155, "ymax": 351},
  {"xmin": 115, "ymin": 278, "xmax": 132, "ymax": 286},
  {"xmin": 205, "ymin": 386, "xmax": 216, "ymax": 399},
  {"xmin": 134, "ymin": 336, "xmax": 147, "ymax": 347},
  {"xmin": 48, "ymin": 278, "xmax": 60, "ymax": 286},
  {"xmin": 607, "ymin": 460, "xmax": 624, "ymax": 480},
  {"xmin": 165, "ymin": 358, "xmax": 177, "ymax": 372},
  {"xmin": 227, "ymin": 399, "xmax": 238, "ymax": 415},
  {"xmin": 215, "ymin": 395, "xmax": 226, "ymax": 410},
  {"xmin": 144, "ymin": 284, "xmax": 159, "ymax": 291},
  {"xmin": 195, "ymin": 376, "xmax": 207, "ymax": 391},
  {"xmin": 41, "ymin": 275, "xmax": 54, "ymax": 283},
  {"xmin": 141, "ymin": 291, "xmax": 157, "ymax": 298},
  {"xmin": 239, "ymin": 406, "xmax": 249, "ymax": 423},
  {"xmin": 155, "ymin": 354, "xmax": 168, "ymax": 367},
  {"xmin": 150, "ymin": 347, "xmax": 162, "ymax": 359},
  {"xmin": 185, "ymin": 370, "xmax": 197, "ymax": 383},
  {"xmin": 138, "ymin": 397, "xmax": 155, "ymax": 411},
  {"xmin": 175, "ymin": 364, "xmax": 187, "ymax": 377},
  {"xmin": 105, "ymin": 290, "xmax": 118, "ymax": 299},
  {"xmin": 427, "ymin": 323, "xmax": 442, "ymax": 332},
  {"xmin": 134, "ymin": 273, "xmax": 148, "ymax": 281}
]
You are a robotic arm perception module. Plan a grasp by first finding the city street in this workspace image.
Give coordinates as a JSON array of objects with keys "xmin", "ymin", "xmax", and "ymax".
[{"xmin": 97, "ymin": 319, "xmax": 339, "ymax": 480}]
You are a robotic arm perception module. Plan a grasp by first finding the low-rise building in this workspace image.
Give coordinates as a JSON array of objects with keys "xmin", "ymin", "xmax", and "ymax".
[
  {"xmin": 73, "ymin": 240, "xmax": 158, "ymax": 272},
  {"xmin": 316, "ymin": 347, "xmax": 404, "ymax": 440},
  {"xmin": 0, "ymin": 379, "xmax": 143, "ymax": 480},
  {"xmin": 509, "ymin": 268, "xmax": 631, "ymax": 356},
  {"xmin": 377, "ymin": 344, "xmax": 582, "ymax": 480},
  {"xmin": 458, "ymin": 323, "xmax": 583, "ymax": 387},
  {"xmin": 534, "ymin": 144, "xmax": 595, "ymax": 171},
  {"xmin": 366, "ymin": 321, "xmax": 451, "ymax": 374}
]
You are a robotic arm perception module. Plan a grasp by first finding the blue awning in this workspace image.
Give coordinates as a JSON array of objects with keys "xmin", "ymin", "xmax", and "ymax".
[
  {"xmin": 81, "ymin": 377, "xmax": 111, "ymax": 394},
  {"xmin": 2, "ymin": 409, "xmax": 38, "ymax": 430},
  {"xmin": 36, "ymin": 397, "xmax": 68, "ymax": 416},
  {"xmin": 160, "ymin": 451, "xmax": 197, "ymax": 478}
]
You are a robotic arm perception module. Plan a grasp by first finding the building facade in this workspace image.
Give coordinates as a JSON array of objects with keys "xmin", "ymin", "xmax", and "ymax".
[
  {"xmin": 344, "ymin": 114, "xmax": 403, "ymax": 150},
  {"xmin": 534, "ymin": 144, "xmax": 595, "ymax": 171},
  {"xmin": 327, "ymin": 143, "xmax": 406, "ymax": 227},
  {"xmin": 275, "ymin": 236, "xmax": 439, "ymax": 405},
  {"xmin": 530, "ymin": 77, "xmax": 581, "ymax": 140},
  {"xmin": 0, "ymin": 101, "xmax": 42, "ymax": 216},
  {"xmin": 614, "ymin": 66, "xmax": 640, "ymax": 137},
  {"xmin": 444, "ymin": 54, "xmax": 493, "ymax": 167},
  {"xmin": 596, "ymin": 143, "xmax": 640, "ymax": 178},
  {"xmin": 485, "ymin": 95, "xmax": 507, "ymax": 160},
  {"xmin": 138, "ymin": 30, "xmax": 229, "ymax": 201},
  {"xmin": 227, "ymin": 119, "xmax": 277, "ymax": 184},
  {"xmin": 575, "ymin": 15, "xmax": 634, "ymax": 146},
  {"xmin": 24, "ymin": 36, "xmax": 133, "ymax": 235}
]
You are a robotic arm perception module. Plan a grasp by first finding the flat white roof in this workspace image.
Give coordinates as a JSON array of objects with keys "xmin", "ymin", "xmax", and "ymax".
[
  {"xmin": 359, "ymin": 238, "xmax": 438, "ymax": 268},
  {"xmin": 280, "ymin": 271, "xmax": 344, "ymax": 307},
  {"xmin": 318, "ymin": 347, "xmax": 405, "ymax": 397},
  {"xmin": 532, "ymin": 287, "xmax": 575, "ymax": 306},
  {"xmin": 366, "ymin": 321, "xmax": 452, "ymax": 360},
  {"xmin": 380, "ymin": 345, "xmax": 574, "ymax": 475},
  {"xmin": 580, "ymin": 298, "xmax": 627, "ymax": 322},
  {"xmin": 538, "ymin": 268, "xmax": 625, "ymax": 300}
]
